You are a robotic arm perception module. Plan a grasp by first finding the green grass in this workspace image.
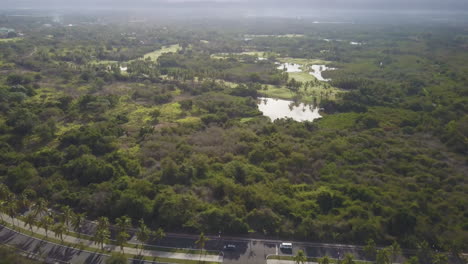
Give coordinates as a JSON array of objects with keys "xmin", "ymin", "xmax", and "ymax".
[
  {"xmin": 240, "ymin": 117, "xmax": 257, "ymax": 123},
  {"xmin": 90, "ymin": 44, "xmax": 180, "ymax": 65},
  {"xmin": 90, "ymin": 59, "xmax": 119, "ymax": 65},
  {"xmin": 129, "ymin": 254, "xmax": 219, "ymax": 264},
  {"xmin": 259, "ymin": 85, "xmax": 295, "ymax": 100},
  {"xmin": 288, "ymin": 71, "xmax": 317, "ymax": 83},
  {"xmin": 176, "ymin": 116, "xmax": 201, "ymax": 125},
  {"xmin": 160, "ymin": 102, "xmax": 183, "ymax": 122},
  {"xmin": 258, "ymin": 83, "xmax": 342, "ymax": 103},
  {"xmin": 142, "ymin": 44, "xmax": 180, "ymax": 61},
  {"xmin": 0, "ymin": 37, "xmax": 23, "ymax": 42},
  {"xmin": 267, "ymin": 255, "xmax": 370, "ymax": 264},
  {"xmin": 316, "ymin": 113, "xmax": 360, "ymax": 130},
  {"xmin": 277, "ymin": 57, "xmax": 329, "ymax": 65},
  {"xmin": 114, "ymin": 104, "xmax": 157, "ymax": 135},
  {"xmin": 211, "ymin": 51, "xmax": 277, "ymax": 59}
]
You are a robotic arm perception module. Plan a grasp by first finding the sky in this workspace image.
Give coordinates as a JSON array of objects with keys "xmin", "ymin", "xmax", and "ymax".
[{"xmin": 4, "ymin": 0, "xmax": 468, "ymax": 10}]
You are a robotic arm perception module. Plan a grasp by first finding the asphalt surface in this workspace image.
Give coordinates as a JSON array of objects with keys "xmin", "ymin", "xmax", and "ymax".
[
  {"xmin": 0, "ymin": 214, "xmax": 433, "ymax": 264},
  {"xmin": 130, "ymin": 231, "xmax": 373, "ymax": 264},
  {"xmin": 0, "ymin": 225, "xmax": 108, "ymax": 264},
  {"xmin": 0, "ymin": 224, "xmax": 183, "ymax": 264},
  {"xmin": 0, "ymin": 220, "xmax": 374, "ymax": 264}
]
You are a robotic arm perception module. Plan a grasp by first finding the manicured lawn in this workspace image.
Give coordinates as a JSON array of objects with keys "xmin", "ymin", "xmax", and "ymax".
[
  {"xmin": 267, "ymin": 255, "xmax": 370, "ymax": 264},
  {"xmin": 142, "ymin": 44, "xmax": 181, "ymax": 61},
  {"xmin": 0, "ymin": 37, "xmax": 23, "ymax": 42},
  {"xmin": 316, "ymin": 113, "xmax": 360, "ymax": 130}
]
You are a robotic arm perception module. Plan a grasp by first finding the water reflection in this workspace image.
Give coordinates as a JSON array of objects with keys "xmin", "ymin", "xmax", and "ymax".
[
  {"xmin": 277, "ymin": 63, "xmax": 302, "ymax": 73},
  {"xmin": 257, "ymin": 97, "xmax": 322, "ymax": 122}
]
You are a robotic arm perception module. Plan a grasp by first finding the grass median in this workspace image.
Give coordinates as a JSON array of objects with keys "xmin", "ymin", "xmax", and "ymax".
[{"xmin": 0, "ymin": 220, "xmax": 220, "ymax": 264}]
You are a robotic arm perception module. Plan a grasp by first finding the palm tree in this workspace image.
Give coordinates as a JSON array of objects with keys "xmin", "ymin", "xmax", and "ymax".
[
  {"xmin": 319, "ymin": 256, "xmax": 331, "ymax": 264},
  {"xmin": 389, "ymin": 241, "xmax": 401, "ymax": 263},
  {"xmin": 294, "ymin": 250, "xmax": 307, "ymax": 264},
  {"xmin": 24, "ymin": 213, "xmax": 36, "ymax": 233},
  {"xmin": 94, "ymin": 227, "xmax": 110, "ymax": 250},
  {"xmin": 18, "ymin": 192, "xmax": 31, "ymax": 212},
  {"xmin": 0, "ymin": 200, "xmax": 6, "ymax": 222},
  {"xmin": 97, "ymin": 216, "xmax": 110, "ymax": 231},
  {"xmin": 136, "ymin": 219, "xmax": 150, "ymax": 255},
  {"xmin": 53, "ymin": 222, "xmax": 67, "ymax": 242},
  {"xmin": 0, "ymin": 184, "xmax": 11, "ymax": 200},
  {"xmin": 195, "ymin": 232, "xmax": 209, "ymax": 261},
  {"xmin": 432, "ymin": 253, "xmax": 448, "ymax": 264},
  {"xmin": 61, "ymin": 205, "xmax": 73, "ymax": 227},
  {"xmin": 364, "ymin": 239, "xmax": 377, "ymax": 261},
  {"xmin": 72, "ymin": 212, "xmax": 86, "ymax": 235},
  {"xmin": 6, "ymin": 201, "xmax": 18, "ymax": 227},
  {"xmin": 116, "ymin": 215, "xmax": 131, "ymax": 233},
  {"xmin": 40, "ymin": 215, "xmax": 54, "ymax": 238},
  {"xmin": 33, "ymin": 198, "xmax": 48, "ymax": 217},
  {"xmin": 94, "ymin": 216, "xmax": 110, "ymax": 250},
  {"xmin": 343, "ymin": 254, "xmax": 355, "ymax": 264},
  {"xmin": 153, "ymin": 228, "xmax": 165, "ymax": 244},
  {"xmin": 377, "ymin": 249, "xmax": 391, "ymax": 264},
  {"xmin": 116, "ymin": 231, "xmax": 130, "ymax": 252}
]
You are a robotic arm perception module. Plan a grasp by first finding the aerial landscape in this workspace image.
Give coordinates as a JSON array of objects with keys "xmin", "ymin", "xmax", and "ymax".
[{"xmin": 0, "ymin": 0, "xmax": 467, "ymax": 263}]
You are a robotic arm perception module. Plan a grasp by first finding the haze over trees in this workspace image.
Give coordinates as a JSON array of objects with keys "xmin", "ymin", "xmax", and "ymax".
[{"xmin": 0, "ymin": 5, "xmax": 467, "ymax": 263}]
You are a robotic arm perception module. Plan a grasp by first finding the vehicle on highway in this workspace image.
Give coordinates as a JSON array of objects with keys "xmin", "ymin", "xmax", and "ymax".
[
  {"xmin": 224, "ymin": 244, "xmax": 236, "ymax": 251},
  {"xmin": 103, "ymin": 245, "xmax": 112, "ymax": 252},
  {"xmin": 279, "ymin": 242, "xmax": 293, "ymax": 249}
]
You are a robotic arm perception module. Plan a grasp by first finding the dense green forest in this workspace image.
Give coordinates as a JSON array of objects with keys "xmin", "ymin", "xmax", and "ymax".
[{"xmin": 0, "ymin": 15, "xmax": 467, "ymax": 257}]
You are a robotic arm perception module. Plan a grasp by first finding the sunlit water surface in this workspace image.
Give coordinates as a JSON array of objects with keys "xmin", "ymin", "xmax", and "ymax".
[{"xmin": 257, "ymin": 97, "xmax": 321, "ymax": 122}]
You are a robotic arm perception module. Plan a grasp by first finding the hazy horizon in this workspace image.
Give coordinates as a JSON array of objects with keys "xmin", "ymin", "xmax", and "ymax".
[{"xmin": 4, "ymin": 0, "xmax": 468, "ymax": 11}]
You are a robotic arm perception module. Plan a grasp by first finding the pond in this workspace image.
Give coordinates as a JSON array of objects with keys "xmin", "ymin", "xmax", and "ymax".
[
  {"xmin": 257, "ymin": 97, "xmax": 322, "ymax": 122},
  {"xmin": 277, "ymin": 63, "xmax": 302, "ymax": 73},
  {"xmin": 309, "ymin": 64, "xmax": 336, "ymax": 81}
]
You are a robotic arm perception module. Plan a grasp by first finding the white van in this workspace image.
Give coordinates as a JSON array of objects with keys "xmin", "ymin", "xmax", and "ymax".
[{"xmin": 279, "ymin": 242, "xmax": 293, "ymax": 249}]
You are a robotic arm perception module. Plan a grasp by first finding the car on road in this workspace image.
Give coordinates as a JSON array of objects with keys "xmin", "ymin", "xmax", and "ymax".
[
  {"xmin": 103, "ymin": 245, "xmax": 112, "ymax": 252},
  {"xmin": 279, "ymin": 242, "xmax": 293, "ymax": 249},
  {"xmin": 224, "ymin": 244, "xmax": 236, "ymax": 251}
]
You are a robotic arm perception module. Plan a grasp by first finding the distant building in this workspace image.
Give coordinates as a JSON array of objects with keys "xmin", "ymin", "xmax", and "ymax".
[
  {"xmin": 0, "ymin": 27, "xmax": 17, "ymax": 38},
  {"xmin": 0, "ymin": 27, "xmax": 15, "ymax": 36}
]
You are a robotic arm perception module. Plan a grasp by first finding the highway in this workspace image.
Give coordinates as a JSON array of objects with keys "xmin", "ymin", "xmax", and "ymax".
[
  {"xmin": 0, "ymin": 225, "xmax": 107, "ymax": 264},
  {"xmin": 157, "ymin": 234, "xmax": 371, "ymax": 264},
  {"xmin": 0, "ymin": 215, "xmax": 427, "ymax": 264},
  {"xmin": 0, "ymin": 220, "xmax": 375, "ymax": 264}
]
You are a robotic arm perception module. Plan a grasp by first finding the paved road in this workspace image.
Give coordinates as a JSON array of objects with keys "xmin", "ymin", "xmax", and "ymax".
[
  {"xmin": 6, "ymin": 209, "xmax": 463, "ymax": 264},
  {"xmin": 79, "ymin": 219, "xmax": 391, "ymax": 264},
  {"xmin": 215, "ymin": 238, "xmax": 370, "ymax": 264},
  {"xmin": 0, "ymin": 225, "xmax": 206, "ymax": 264},
  {"xmin": 0, "ymin": 225, "xmax": 108, "ymax": 264},
  {"xmin": 0, "ymin": 218, "xmax": 382, "ymax": 264},
  {"xmin": 0, "ymin": 212, "xmax": 222, "ymax": 263}
]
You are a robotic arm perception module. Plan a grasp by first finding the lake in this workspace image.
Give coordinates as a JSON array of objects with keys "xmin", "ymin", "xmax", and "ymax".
[
  {"xmin": 309, "ymin": 64, "xmax": 336, "ymax": 81},
  {"xmin": 257, "ymin": 97, "xmax": 322, "ymax": 122},
  {"xmin": 277, "ymin": 63, "xmax": 302, "ymax": 73}
]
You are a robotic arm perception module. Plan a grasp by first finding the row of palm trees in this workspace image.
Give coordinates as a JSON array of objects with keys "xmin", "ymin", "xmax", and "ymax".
[
  {"xmin": 293, "ymin": 250, "xmax": 364, "ymax": 264},
  {"xmin": 293, "ymin": 241, "xmax": 449, "ymax": 264},
  {"xmin": 0, "ymin": 184, "xmax": 167, "ymax": 255}
]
